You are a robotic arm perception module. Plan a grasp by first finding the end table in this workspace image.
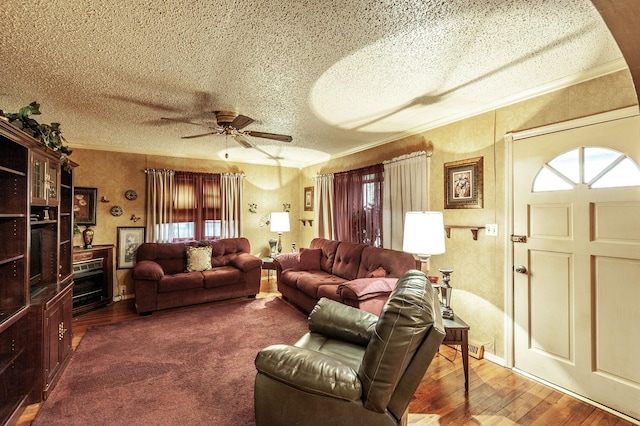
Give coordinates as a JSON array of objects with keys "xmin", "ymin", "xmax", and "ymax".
[{"xmin": 442, "ymin": 314, "xmax": 470, "ymax": 392}]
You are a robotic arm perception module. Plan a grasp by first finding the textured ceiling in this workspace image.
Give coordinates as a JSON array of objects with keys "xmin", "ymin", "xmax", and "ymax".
[{"xmin": 0, "ymin": 0, "xmax": 626, "ymax": 168}]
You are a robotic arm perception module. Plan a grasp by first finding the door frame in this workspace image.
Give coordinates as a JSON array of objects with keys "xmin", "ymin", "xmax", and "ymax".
[{"xmin": 503, "ymin": 105, "xmax": 639, "ymax": 369}]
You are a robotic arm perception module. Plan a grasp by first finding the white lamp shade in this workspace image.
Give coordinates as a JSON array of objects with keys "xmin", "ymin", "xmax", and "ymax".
[
  {"xmin": 402, "ymin": 211, "xmax": 445, "ymax": 256},
  {"xmin": 270, "ymin": 212, "xmax": 290, "ymax": 233}
]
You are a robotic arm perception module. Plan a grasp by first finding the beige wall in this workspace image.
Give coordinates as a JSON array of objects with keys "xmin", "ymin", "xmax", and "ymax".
[
  {"xmin": 301, "ymin": 69, "xmax": 637, "ymax": 358},
  {"xmin": 71, "ymin": 151, "xmax": 301, "ymax": 297},
  {"xmin": 72, "ymin": 70, "xmax": 637, "ymax": 359}
]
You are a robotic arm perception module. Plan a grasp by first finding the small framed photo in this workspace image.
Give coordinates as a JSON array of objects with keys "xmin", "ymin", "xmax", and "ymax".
[
  {"xmin": 444, "ymin": 157, "xmax": 483, "ymax": 209},
  {"xmin": 74, "ymin": 187, "xmax": 98, "ymax": 226},
  {"xmin": 117, "ymin": 226, "xmax": 145, "ymax": 269},
  {"xmin": 304, "ymin": 186, "xmax": 314, "ymax": 211}
]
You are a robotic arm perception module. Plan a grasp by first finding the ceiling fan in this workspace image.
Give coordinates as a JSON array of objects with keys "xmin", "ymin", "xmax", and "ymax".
[{"xmin": 161, "ymin": 110, "xmax": 293, "ymax": 148}]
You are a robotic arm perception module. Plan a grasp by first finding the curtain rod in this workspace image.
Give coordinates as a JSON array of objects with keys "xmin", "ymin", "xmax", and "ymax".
[{"xmin": 382, "ymin": 150, "xmax": 429, "ymax": 165}]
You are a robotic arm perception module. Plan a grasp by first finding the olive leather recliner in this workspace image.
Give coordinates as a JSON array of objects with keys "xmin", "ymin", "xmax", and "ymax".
[{"xmin": 254, "ymin": 269, "xmax": 445, "ymax": 426}]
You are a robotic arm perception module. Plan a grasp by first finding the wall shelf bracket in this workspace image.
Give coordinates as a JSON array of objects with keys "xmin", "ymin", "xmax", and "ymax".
[{"xmin": 444, "ymin": 225, "xmax": 485, "ymax": 240}]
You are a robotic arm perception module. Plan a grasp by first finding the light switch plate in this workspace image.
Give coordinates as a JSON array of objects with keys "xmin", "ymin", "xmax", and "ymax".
[{"xmin": 485, "ymin": 224, "xmax": 498, "ymax": 236}]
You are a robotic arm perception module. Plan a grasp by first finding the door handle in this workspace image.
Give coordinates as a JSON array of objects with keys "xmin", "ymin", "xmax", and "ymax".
[{"xmin": 514, "ymin": 265, "xmax": 527, "ymax": 274}]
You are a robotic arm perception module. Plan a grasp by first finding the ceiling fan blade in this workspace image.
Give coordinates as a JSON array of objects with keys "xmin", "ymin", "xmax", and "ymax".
[
  {"xmin": 231, "ymin": 114, "xmax": 254, "ymax": 130},
  {"xmin": 244, "ymin": 130, "xmax": 293, "ymax": 142},
  {"xmin": 162, "ymin": 117, "xmax": 221, "ymax": 130},
  {"xmin": 181, "ymin": 132, "xmax": 218, "ymax": 139},
  {"xmin": 234, "ymin": 134, "xmax": 255, "ymax": 148}
]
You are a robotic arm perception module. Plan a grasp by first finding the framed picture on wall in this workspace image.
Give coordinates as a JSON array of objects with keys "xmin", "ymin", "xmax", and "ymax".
[
  {"xmin": 444, "ymin": 157, "xmax": 483, "ymax": 209},
  {"xmin": 304, "ymin": 186, "xmax": 314, "ymax": 211},
  {"xmin": 117, "ymin": 226, "xmax": 145, "ymax": 269},
  {"xmin": 74, "ymin": 187, "xmax": 98, "ymax": 225}
]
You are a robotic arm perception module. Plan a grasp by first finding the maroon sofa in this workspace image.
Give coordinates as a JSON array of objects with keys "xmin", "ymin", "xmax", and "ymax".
[
  {"xmin": 131, "ymin": 238, "xmax": 262, "ymax": 314},
  {"xmin": 274, "ymin": 238, "xmax": 417, "ymax": 315}
]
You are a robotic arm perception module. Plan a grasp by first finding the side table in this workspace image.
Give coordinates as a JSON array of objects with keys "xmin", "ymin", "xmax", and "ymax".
[
  {"xmin": 442, "ymin": 315, "xmax": 470, "ymax": 392},
  {"xmin": 262, "ymin": 257, "xmax": 276, "ymax": 281}
]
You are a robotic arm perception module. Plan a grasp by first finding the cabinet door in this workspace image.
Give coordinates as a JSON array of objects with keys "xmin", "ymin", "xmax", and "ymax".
[
  {"xmin": 47, "ymin": 160, "xmax": 59, "ymax": 206},
  {"xmin": 43, "ymin": 287, "xmax": 73, "ymax": 395},
  {"xmin": 31, "ymin": 152, "xmax": 47, "ymax": 204}
]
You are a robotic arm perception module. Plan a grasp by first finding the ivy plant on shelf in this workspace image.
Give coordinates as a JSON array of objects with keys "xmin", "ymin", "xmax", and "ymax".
[{"xmin": 0, "ymin": 101, "xmax": 73, "ymax": 168}]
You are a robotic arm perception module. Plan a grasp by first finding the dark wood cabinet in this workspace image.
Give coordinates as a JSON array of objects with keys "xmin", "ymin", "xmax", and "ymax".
[
  {"xmin": 0, "ymin": 120, "xmax": 76, "ymax": 422},
  {"xmin": 30, "ymin": 281, "xmax": 73, "ymax": 400}
]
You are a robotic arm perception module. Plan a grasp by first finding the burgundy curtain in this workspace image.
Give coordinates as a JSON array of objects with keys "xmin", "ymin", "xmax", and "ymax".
[{"xmin": 333, "ymin": 164, "xmax": 383, "ymax": 246}]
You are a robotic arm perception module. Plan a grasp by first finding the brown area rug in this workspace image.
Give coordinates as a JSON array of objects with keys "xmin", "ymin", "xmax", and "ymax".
[{"xmin": 34, "ymin": 296, "xmax": 308, "ymax": 426}]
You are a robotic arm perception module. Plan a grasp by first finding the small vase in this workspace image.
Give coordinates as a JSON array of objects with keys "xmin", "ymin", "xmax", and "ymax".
[{"xmin": 83, "ymin": 226, "xmax": 94, "ymax": 249}]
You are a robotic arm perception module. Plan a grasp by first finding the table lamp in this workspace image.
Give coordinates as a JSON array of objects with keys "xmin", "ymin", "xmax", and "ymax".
[
  {"xmin": 402, "ymin": 211, "xmax": 446, "ymax": 272},
  {"xmin": 270, "ymin": 212, "xmax": 290, "ymax": 254},
  {"xmin": 403, "ymin": 211, "xmax": 454, "ymax": 318}
]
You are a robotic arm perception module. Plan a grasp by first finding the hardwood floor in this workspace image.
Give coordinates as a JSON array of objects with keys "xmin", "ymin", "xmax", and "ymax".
[{"xmin": 18, "ymin": 274, "xmax": 636, "ymax": 425}]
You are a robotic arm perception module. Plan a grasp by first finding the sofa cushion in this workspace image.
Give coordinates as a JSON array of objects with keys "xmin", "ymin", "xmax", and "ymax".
[
  {"xmin": 136, "ymin": 241, "xmax": 199, "ymax": 275},
  {"xmin": 316, "ymin": 284, "xmax": 342, "ymax": 302},
  {"xmin": 186, "ymin": 246, "xmax": 213, "ymax": 272},
  {"xmin": 297, "ymin": 248, "xmax": 322, "ymax": 271},
  {"xmin": 202, "ymin": 266, "xmax": 245, "ymax": 288},
  {"xmin": 297, "ymin": 274, "xmax": 348, "ymax": 299},
  {"xmin": 357, "ymin": 246, "xmax": 416, "ymax": 278},
  {"xmin": 309, "ymin": 238, "xmax": 340, "ymax": 273},
  {"xmin": 157, "ymin": 272, "xmax": 204, "ymax": 293},
  {"xmin": 331, "ymin": 242, "xmax": 366, "ymax": 281}
]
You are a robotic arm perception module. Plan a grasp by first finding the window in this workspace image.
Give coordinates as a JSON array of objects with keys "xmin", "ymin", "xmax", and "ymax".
[
  {"xmin": 334, "ymin": 164, "xmax": 383, "ymax": 246},
  {"xmin": 533, "ymin": 147, "xmax": 640, "ymax": 192},
  {"xmin": 171, "ymin": 172, "xmax": 221, "ymax": 241}
]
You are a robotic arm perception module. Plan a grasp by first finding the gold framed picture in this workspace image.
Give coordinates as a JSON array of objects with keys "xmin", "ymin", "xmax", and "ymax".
[
  {"xmin": 444, "ymin": 157, "xmax": 483, "ymax": 209},
  {"xmin": 304, "ymin": 186, "xmax": 314, "ymax": 211}
]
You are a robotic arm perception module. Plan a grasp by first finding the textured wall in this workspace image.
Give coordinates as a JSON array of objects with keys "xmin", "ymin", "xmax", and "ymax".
[
  {"xmin": 71, "ymin": 150, "xmax": 301, "ymax": 297},
  {"xmin": 301, "ymin": 69, "xmax": 637, "ymax": 359}
]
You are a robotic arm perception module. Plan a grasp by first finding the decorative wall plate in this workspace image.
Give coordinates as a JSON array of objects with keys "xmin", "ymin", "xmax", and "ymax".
[
  {"xmin": 125, "ymin": 189, "xmax": 138, "ymax": 200},
  {"xmin": 110, "ymin": 205, "xmax": 124, "ymax": 216}
]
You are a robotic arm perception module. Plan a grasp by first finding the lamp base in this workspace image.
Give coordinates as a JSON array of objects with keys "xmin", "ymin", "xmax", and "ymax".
[{"xmin": 441, "ymin": 305, "xmax": 454, "ymax": 319}]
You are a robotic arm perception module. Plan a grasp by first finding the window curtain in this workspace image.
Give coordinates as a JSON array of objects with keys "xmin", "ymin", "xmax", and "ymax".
[
  {"xmin": 220, "ymin": 173, "xmax": 244, "ymax": 238},
  {"xmin": 314, "ymin": 173, "xmax": 335, "ymax": 240},
  {"xmin": 173, "ymin": 171, "xmax": 221, "ymax": 241},
  {"xmin": 146, "ymin": 169, "xmax": 222, "ymax": 242},
  {"xmin": 382, "ymin": 151, "xmax": 429, "ymax": 250},
  {"xmin": 145, "ymin": 168, "xmax": 175, "ymax": 243},
  {"xmin": 334, "ymin": 164, "xmax": 383, "ymax": 245}
]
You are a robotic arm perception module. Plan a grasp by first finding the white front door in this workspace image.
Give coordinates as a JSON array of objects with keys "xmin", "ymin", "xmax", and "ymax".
[{"xmin": 512, "ymin": 114, "xmax": 640, "ymax": 421}]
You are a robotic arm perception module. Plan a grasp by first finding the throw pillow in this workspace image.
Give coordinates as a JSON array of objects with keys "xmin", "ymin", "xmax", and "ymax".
[
  {"xmin": 185, "ymin": 246, "xmax": 212, "ymax": 272},
  {"xmin": 297, "ymin": 248, "xmax": 321, "ymax": 270},
  {"xmin": 366, "ymin": 266, "xmax": 387, "ymax": 278}
]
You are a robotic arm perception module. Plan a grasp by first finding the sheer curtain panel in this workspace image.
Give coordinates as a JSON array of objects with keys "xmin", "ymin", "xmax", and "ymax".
[
  {"xmin": 382, "ymin": 151, "xmax": 429, "ymax": 250},
  {"xmin": 221, "ymin": 173, "xmax": 244, "ymax": 238},
  {"xmin": 145, "ymin": 169, "xmax": 175, "ymax": 243},
  {"xmin": 314, "ymin": 173, "xmax": 335, "ymax": 240}
]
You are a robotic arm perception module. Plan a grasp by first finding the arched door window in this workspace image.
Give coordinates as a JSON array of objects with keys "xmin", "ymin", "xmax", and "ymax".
[{"xmin": 532, "ymin": 147, "xmax": 640, "ymax": 192}]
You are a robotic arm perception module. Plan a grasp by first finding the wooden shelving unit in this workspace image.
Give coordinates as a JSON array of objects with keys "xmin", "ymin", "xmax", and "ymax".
[{"xmin": 0, "ymin": 120, "xmax": 77, "ymax": 422}]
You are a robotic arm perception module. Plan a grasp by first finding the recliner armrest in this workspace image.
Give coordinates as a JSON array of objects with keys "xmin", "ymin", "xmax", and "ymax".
[
  {"xmin": 255, "ymin": 344, "xmax": 362, "ymax": 401},
  {"xmin": 308, "ymin": 298, "xmax": 378, "ymax": 347},
  {"xmin": 131, "ymin": 260, "xmax": 165, "ymax": 281}
]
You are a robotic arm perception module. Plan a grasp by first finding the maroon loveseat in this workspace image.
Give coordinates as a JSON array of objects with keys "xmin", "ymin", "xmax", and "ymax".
[
  {"xmin": 274, "ymin": 238, "xmax": 417, "ymax": 315},
  {"xmin": 132, "ymin": 238, "xmax": 262, "ymax": 314}
]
